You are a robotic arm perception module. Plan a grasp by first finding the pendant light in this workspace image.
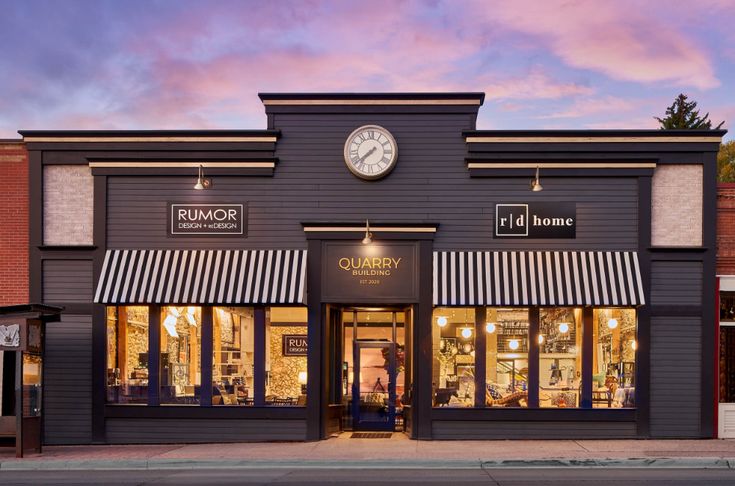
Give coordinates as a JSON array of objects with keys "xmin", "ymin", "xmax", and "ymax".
[
  {"xmin": 607, "ymin": 318, "xmax": 618, "ymax": 329},
  {"xmin": 437, "ymin": 316, "xmax": 448, "ymax": 328},
  {"xmin": 508, "ymin": 339, "xmax": 520, "ymax": 350},
  {"xmin": 558, "ymin": 322, "xmax": 569, "ymax": 333},
  {"xmin": 461, "ymin": 327, "xmax": 473, "ymax": 339}
]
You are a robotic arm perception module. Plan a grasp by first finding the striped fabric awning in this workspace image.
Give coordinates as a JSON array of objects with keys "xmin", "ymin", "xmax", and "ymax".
[
  {"xmin": 433, "ymin": 251, "xmax": 645, "ymax": 307},
  {"xmin": 94, "ymin": 249, "xmax": 307, "ymax": 305}
]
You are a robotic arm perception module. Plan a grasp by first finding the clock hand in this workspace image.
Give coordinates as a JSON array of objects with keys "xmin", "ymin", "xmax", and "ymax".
[{"xmin": 356, "ymin": 146, "xmax": 377, "ymax": 164}]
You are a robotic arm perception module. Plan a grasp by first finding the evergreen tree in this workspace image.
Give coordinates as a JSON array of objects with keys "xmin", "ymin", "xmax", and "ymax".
[
  {"xmin": 719, "ymin": 141, "xmax": 735, "ymax": 183},
  {"xmin": 655, "ymin": 93, "xmax": 724, "ymax": 129}
]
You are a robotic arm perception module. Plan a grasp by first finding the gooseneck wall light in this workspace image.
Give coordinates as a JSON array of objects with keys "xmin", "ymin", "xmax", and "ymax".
[
  {"xmin": 530, "ymin": 165, "xmax": 543, "ymax": 192},
  {"xmin": 362, "ymin": 219, "xmax": 373, "ymax": 245},
  {"xmin": 194, "ymin": 164, "xmax": 211, "ymax": 190}
]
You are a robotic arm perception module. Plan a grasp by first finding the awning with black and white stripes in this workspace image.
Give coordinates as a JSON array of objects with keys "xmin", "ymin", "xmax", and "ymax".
[
  {"xmin": 433, "ymin": 251, "xmax": 645, "ymax": 307},
  {"xmin": 94, "ymin": 249, "xmax": 307, "ymax": 305}
]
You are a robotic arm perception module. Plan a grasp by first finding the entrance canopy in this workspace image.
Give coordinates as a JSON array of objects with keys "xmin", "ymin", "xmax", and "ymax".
[
  {"xmin": 94, "ymin": 249, "xmax": 307, "ymax": 305},
  {"xmin": 433, "ymin": 251, "xmax": 645, "ymax": 307}
]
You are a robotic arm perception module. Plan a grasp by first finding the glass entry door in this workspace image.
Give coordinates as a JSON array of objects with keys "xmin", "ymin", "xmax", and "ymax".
[{"xmin": 352, "ymin": 341, "xmax": 396, "ymax": 431}]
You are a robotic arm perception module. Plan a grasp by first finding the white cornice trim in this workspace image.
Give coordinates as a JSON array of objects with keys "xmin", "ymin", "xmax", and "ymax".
[
  {"xmin": 303, "ymin": 226, "xmax": 437, "ymax": 233},
  {"xmin": 467, "ymin": 162, "xmax": 657, "ymax": 169},
  {"xmin": 88, "ymin": 162, "xmax": 275, "ymax": 168},
  {"xmin": 466, "ymin": 136, "xmax": 723, "ymax": 143},
  {"xmin": 263, "ymin": 99, "xmax": 482, "ymax": 106},
  {"xmin": 25, "ymin": 136, "xmax": 277, "ymax": 143}
]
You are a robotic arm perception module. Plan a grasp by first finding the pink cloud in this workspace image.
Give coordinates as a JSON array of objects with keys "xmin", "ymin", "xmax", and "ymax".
[
  {"xmin": 464, "ymin": 0, "xmax": 720, "ymax": 89},
  {"xmin": 481, "ymin": 70, "xmax": 593, "ymax": 101},
  {"xmin": 537, "ymin": 96, "xmax": 636, "ymax": 119}
]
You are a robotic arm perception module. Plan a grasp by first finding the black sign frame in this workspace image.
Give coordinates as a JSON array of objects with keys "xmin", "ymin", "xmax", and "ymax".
[
  {"xmin": 282, "ymin": 334, "xmax": 308, "ymax": 356},
  {"xmin": 167, "ymin": 202, "xmax": 247, "ymax": 237}
]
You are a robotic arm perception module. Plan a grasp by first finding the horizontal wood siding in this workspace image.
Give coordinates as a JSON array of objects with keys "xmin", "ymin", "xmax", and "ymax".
[
  {"xmin": 431, "ymin": 420, "xmax": 637, "ymax": 439},
  {"xmin": 650, "ymin": 261, "xmax": 703, "ymax": 306},
  {"xmin": 44, "ymin": 314, "xmax": 93, "ymax": 444},
  {"xmin": 42, "ymin": 259, "xmax": 94, "ymax": 303},
  {"xmin": 105, "ymin": 418, "xmax": 306, "ymax": 443},
  {"xmin": 106, "ymin": 114, "xmax": 638, "ymax": 250},
  {"xmin": 649, "ymin": 316, "xmax": 701, "ymax": 437}
]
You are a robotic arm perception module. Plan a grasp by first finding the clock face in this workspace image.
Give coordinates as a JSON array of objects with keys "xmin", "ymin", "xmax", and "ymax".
[{"xmin": 343, "ymin": 125, "xmax": 398, "ymax": 180}]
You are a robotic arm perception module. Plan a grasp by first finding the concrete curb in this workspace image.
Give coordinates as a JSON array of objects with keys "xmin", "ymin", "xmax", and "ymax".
[{"xmin": 1, "ymin": 457, "xmax": 734, "ymax": 471}]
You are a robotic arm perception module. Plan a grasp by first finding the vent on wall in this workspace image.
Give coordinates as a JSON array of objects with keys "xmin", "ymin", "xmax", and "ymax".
[{"xmin": 719, "ymin": 404, "xmax": 735, "ymax": 438}]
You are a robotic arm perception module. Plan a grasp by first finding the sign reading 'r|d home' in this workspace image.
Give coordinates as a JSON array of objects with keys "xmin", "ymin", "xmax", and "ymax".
[
  {"xmin": 495, "ymin": 203, "xmax": 576, "ymax": 238},
  {"xmin": 169, "ymin": 203, "xmax": 245, "ymax": 236}
]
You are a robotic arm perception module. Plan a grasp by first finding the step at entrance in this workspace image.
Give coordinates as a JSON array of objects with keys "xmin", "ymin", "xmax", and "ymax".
[{"xmin": 350, "ymin": 432, "xmax": 392, "ymax": 439}]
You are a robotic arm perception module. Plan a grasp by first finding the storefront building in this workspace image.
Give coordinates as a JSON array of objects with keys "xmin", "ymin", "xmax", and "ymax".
[
  {"xmin": 717, "ymin": 183, "xmax": 735, "ymax": 437},
  {"xmin": 21, "ymin": 93, "xmax": 724, "ymax": 443}
]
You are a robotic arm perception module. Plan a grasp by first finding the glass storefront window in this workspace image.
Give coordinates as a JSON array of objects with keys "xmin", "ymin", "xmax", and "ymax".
[
  {"xmin": 213, "ymin": 307, "xmax": 255, "ymax": 406},
  {"xmin": 106, "ymin": 306, "xmax": 149, "ymax": 404},
  {"xmin": 486, "ymin": 308, "xmax": 529, "ymax": 408},
  {"xmin": 160, "ymin": 306, "xmax": 201, "ymax": 405},
  {"xmin": 432, "ymin": 307, "xmax": 476, "ymax": 408},
  {"xmin": 592, "ymin": 308, "xmax": 637, "ymax": 408},
  {"xmin": 22, "ymin": 354, "xmax": 42, "ymax": 417},
  {"xmin": 266, "ymin": 307, "xmax": 308, "ymax": 406},
  {"xmin": 539, "ymin": 308, "xmax": 582, "ymax": 408}
]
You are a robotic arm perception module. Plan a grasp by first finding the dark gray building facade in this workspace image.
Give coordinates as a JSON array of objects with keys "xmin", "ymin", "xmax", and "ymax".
[{"xmin": 23, "ymin": 93, "xmax": 725, "ymax": 443}]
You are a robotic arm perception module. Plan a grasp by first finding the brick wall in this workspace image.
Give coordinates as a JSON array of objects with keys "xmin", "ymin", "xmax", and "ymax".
[
  {"xmin": 717, "ymin": 184, "xmax": 735, "ymax": 275},
  {"xmin": 43, "ymin": 165, "xmax": 94, "ymax": 245},
  {"xmin": 651, "ymin": 165, "xmax": 703, "ymax": 247},
  {"xmin": 0, "ymin": 141, "xmax": 29, "ymax": 305}
]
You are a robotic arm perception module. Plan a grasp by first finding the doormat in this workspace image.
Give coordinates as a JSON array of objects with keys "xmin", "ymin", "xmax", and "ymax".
[{"xmin": 350, "ymin": 432, "xmax": 392, "ymax": 439}]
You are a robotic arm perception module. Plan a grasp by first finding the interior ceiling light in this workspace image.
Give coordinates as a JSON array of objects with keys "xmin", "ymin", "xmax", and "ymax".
[
  {"xmin": 461, "ymin": 327, "xmax": 473, "ymax": 339},
  {"xmin": 558, "ymin": 322, "xmax": 570, "ymax": 333},
  {"xmin": 362, "ymin": 219, "xmax": 373, "ymax": 245},
  {"xmin": 486, "ymin": 322, "xmax": 496, "ymax": 334},
  {"xmin": 607, "ymin": 318, "xmax": 618, "ymax": 329},
  {"xmin": 530, "ymin": 165, "xmax": 543, "ymax": 192},
  {"xmin": 437, "ymin": 316, "xmax": 448, "ymax": 328},
  {"xmin": 508, "ymin": 339, "xmax": 520, "ymax": 350}
]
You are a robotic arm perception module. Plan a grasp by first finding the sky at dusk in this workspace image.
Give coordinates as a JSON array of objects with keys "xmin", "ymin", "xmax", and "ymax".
[{"xmin": 1, "ymin": 0, "xmax": 734, "ymax": 139}]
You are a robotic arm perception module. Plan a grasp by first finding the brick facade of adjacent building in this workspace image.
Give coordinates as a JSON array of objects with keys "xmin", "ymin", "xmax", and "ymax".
[
  {"xmin": 0, "ymin": 141, "xmax": 29, "ymax": 305},
  {"xmin": 718, "ymin": 183, "xmax": 735, "ymax": 275}
]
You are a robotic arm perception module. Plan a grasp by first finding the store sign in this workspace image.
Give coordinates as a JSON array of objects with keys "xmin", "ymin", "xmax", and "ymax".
[
  {"xmin": 0, "ymin": 323, "xmax": 20, "ymax": 348},
  {"xmin": 322, "ymin": 242, "xmax": 418, "ymax": 302},
  {"xmin": 495, "ymin": 203, "xmax": 576, "ymax": 238},
  {"xmin": 169, "ymin": 203, "xmax": 245, "ymax": 236},
  {"xmin": 282, "ymin": 335, "xmax": 308, "ymax": 356}
]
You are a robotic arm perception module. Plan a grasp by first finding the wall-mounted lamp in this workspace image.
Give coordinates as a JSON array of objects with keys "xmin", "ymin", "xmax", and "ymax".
[
  {"xmin": 538, "ymin": 334, "xmax": 544, "ymax": 345},
  {"xmin": 194, "ymin": 164, "xmax": 212, "ymax": 190},
  {"xmin": 485, "ymin": 322, "xmax": 496, "ymax": 334},
  {"xmin": 361, "ymin": 219, "xmax": 373, "ymax": 245},
  {"xmin": 530, "ymin": 165, "xmax": 543, "ymax": 192}
]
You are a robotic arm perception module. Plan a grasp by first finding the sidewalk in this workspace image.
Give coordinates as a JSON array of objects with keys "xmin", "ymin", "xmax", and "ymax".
[{"xmin": 3, "ymin": 434, "xmax": 735, "ymax": 470}]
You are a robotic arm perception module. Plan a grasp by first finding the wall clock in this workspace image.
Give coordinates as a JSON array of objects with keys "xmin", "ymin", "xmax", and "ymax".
[{"xmin": 343, "ymin": 125, "xmax": 398, "ymax": 180}]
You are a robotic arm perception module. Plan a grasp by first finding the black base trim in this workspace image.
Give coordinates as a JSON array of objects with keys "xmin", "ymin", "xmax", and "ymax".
[{"xmin": 431, "ymin": 408, "xmax": 636, "ymax": 422}]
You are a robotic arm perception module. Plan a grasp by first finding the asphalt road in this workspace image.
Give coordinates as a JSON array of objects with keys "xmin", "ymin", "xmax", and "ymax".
[{"xmin": 2, "ymin": 468, "xmax": 735, "ymax": 485}]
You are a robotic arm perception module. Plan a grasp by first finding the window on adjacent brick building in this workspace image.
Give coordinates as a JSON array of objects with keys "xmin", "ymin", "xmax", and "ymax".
[{"xmin": 43, "ymin": 165, "xmax": 94, "ymax": 245}]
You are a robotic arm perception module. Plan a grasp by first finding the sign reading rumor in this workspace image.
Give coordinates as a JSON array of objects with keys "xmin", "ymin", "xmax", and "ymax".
[{"xmin": 169, "ymin": 203, "xmax": 245, "ymax": 236}]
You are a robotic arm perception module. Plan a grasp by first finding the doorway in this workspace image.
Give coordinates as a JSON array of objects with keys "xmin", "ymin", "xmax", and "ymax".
[{"xmin": 336, "ymin": 308, "xmax": 411, "ymax": 432}]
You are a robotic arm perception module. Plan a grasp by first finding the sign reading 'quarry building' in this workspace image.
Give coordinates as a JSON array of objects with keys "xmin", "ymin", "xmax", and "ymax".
[
  {"xmin": 495, "ymin": 203, "xmax": 576, "ymax": 238},
  {"xmin": 169, "ymin": 203, "xmax": 245, "ymax": 236},
  {"xmin": 322, "ymin": 242, "xmax": 419, "ymax": 303}
]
